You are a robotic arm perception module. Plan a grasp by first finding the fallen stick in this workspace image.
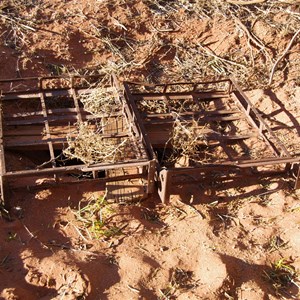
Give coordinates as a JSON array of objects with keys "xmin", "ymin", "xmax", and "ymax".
[
  {"xmin": 234, "ymin": 17, "xmax": 271, "ymax": 63},
  {"xmin": 149, "ymin": 22, "xmax": 181, "ymax": 33},
  {"xmin": 72, "ymin": 223, "xmax": 90, "ymax": 242},
  {"xmin": 197, "ymin": 43, "xmax": 247, "ymax": 69},
  {"xmin": 0, "ymin": 13, "xmax": 36, "ymax": 32},
  {"xmin": 21, "ymin": 222, "xmax": 50, "ymax": 250},
  {"xmin": 268, "ymin": 28, "xmax": 300, "ymax": 86},
  {"xmin": 226, "ymin": 0, "xmax": 266, "ymax": 4}
]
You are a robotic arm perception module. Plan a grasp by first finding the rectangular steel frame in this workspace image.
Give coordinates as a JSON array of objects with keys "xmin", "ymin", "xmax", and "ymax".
[
  {"xmin": 0, "ymin": 75, "xmax": 155, "ymax": 206},
  {"xmin": 122, "ymin": 78, "xmax": 300, "ymax": 203}
]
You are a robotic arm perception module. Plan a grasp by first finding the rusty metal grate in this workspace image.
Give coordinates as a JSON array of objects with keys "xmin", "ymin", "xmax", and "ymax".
[
  {"xmin": 123, "ymin": 78, "xmax": 300, "ymax": 203},
  {"xmin": 0, "ymin": 75, "xmax": 299, "ymax": 205},
  {"xmin": 0, "ymin": 75, "xmax": 155, "ymax": 205}
]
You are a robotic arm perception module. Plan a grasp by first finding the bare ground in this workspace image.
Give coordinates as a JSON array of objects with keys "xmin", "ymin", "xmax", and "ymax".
[{"xmin": 1, "ymin": 1, "xmax": 300, "ymax": 299}]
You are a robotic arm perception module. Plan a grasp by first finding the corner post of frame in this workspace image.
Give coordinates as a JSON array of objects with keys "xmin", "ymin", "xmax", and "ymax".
[
  {"xmin": 146, "ymin": 159, "xmax": 156, "ymax": 194},
  {"xmin": 294, "ymin": 163, "xmax": 300, "ymax": 190},
  {"xmin": 0, "ymin": 92, "xmax": 7, "ymax": 207},
  {"xmin": 157, "ymin": 168, "xmax": 171, "ymax": 204}
]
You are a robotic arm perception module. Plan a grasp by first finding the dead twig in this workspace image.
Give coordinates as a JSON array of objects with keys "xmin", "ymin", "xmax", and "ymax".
[
  {"xmin": 197, "ymin": 43, "xmax": 247, "ymax": 69},
  {"xmin": 226, "ymin": 0, "xmax": 266, "ymax": 4},
  {"xmin": 71, "ymin": 222, "xmax": 90, "ymax": 243},
  {"xmin": 21, "ymin": 222, "xmax": 50, "ymax": 250},
  {"xmin": 127, "ymin": 285, "xmax": 140, "ymax": 293},
  {"xmin": 0, "ymin": 13, "xmax": 36, "ymax": 32},
  {"xmin": 268, "ymin": 28, "xmax": 300, "ymax": 86},
  {"xmin": 234, "ymin": 17, "xmax": 271, "ymax": 63},
  {"xmin": 64, "ymin": 122, "xmax": 130, "ymax": 164}
]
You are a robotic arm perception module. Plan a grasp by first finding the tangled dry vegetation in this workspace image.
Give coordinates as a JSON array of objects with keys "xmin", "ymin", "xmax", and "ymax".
[
  {"xmin": 0, "ymin": 0, "xmax": 299, "ymax": 88},
  {"xmin": 170, "ymin": 118, "xmax": 209, "ymax": 164},
  {"xmin": 79, "ymin": 85, "xmax": 120, "ymax": 116},
  {"xmin": 63, "ymin": 121, "xmax": 129, "ymax": 165},
  {"xmin": 63, "ymin": 85, "xmax": 129, "ymax": 165}
]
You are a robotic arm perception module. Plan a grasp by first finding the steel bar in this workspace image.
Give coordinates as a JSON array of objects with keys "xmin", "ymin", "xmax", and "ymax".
[
  {"xmin": 111, "ymin": 77, "xmax": 147, "ymax": 160},
  {"xmin": 4, "ymin": 114, "xmax": 100, "ymax": 126},
  {"xmin": 146, "ymin": 159, "xmax": 156, "ymax": 194},
  {"xmin": 0, "ymin": 74, "xmax": 103, "ymax": 84},
  {"xmin": 230, "ymin": 78, "xmax": 291, "ymax": 157},
  {"xmin": 70, "ymin": 77, "xmax": 83, "ymax": 122},
  {"xmin": 8, "ymin": 108, "xmax": 89, "ymax": 118},
  {"xmin": 38, "ymin": 86, "xmax": 56, "ymax": 170},
  {"xmin": 295, "ymin": 165, "xmax": 300, "ymax": 189},
  {"xmin": 119, "ymin": 79, "xmax": 155, "ymax": 160},
  {"xmin": 3, "ymin": 159, "xmax": 151, "ymax": 178},
  {"xmin": 5, "ymin": 133, "xmax": 130, "ymax": 148},
  {"xmin": 1, "ymin": 87, "xmax": 103, "ymax": 101},
  {"xmin": 11, "ymin": 173, "xmax": 145, "ymax": 192},
  {"xmin": 144, "ymin": 115, "xmax": 243, "ymax": 125},
  {"xmin": 126, "ymin": 78, "xmax": 231, "ymax": 88},
  {"xmin": 143, "ymin": 109, "xmax": 241, "ymax": 118},
  {"xmin": 158, "ymin": 168, "xmax": 289, "ymax": 204},
  {"xmin": 163, "ymin": 156, "xmax": 299, "ymax": 171},
  {"xmin": 0, "ymin": 96, "xmax": 6, "ymax": 204},
  {"xmin": 131, "ymin": 92, "xmax": 229, "ymax": 101}
]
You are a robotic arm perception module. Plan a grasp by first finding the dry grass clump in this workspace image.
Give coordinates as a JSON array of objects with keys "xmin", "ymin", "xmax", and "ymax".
[
  {"xmin": 0, "ymin": 0, "xmax": 40, "ymax": 50},
  {"xmin": 79, "ymin": 85, "xmax": 120, "ymax": 116},
  {"xmin": 137, "ymin": 98, "xmax": 168, "ymax": 114},
  {"xmin": 64, "ymin": 80, "xmax": 132, "ymax": 165},
  {"xmin": 159, "ymin": 267, "xmax": 199, "ymax": 299},
  {"xmin": 168, "ymin": 98, "xmax": 200, "ymax": 113},
  {"xmin": 171, "ymin": 118, "xmax": 208, "ymax": 161},
  {"xmin": 64, "ymin": 122, "xmax": 129, "ymax": 165}
]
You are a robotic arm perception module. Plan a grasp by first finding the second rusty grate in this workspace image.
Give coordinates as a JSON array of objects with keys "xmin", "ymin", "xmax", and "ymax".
[{"xmin": 122, "ymin": 78, "xmax": 300, "ymax": 203}]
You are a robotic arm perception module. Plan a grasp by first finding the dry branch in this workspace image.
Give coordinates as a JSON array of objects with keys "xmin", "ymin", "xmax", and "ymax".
[
  {"xmin": 226, "ymin": 0, "xmax": 266, "ymax": 4},
  {"xmin": 197, "ymin": 43, "xmax": 247, "ymax": 69},
  {"xmin": 268, "ymin": 28, "xmax": 300, "ymax": 85},
  {"xmin": 234, "ymin": 17, "xmax": 271, "ymax": 63}
]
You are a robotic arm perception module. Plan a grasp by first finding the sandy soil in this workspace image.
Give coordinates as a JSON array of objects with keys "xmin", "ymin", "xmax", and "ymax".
[{"xmin": 1, "ymin": 1, "xmax": 300, "ymax": 299}]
